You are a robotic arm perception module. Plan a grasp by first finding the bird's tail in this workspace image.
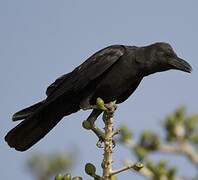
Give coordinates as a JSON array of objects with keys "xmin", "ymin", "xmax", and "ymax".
[
  {"xmin": 5, "ymin": 101, "xmax": 79, "ymax": 151},
  {"xmin": 12, "ymin": 101, "xmax": 44, "ymax": 121}
]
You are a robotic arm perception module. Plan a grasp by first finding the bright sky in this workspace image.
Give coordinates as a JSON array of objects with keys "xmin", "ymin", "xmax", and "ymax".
[{"xmin": 1, "ymin": 1, "xmax": 198, "ymax": 179}]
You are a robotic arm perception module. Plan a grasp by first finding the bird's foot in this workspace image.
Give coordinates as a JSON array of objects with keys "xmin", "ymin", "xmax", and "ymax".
[
  {"xmin": 82, "ymin": 109, "xmax": 106, "ymax": 147},
  {"xmin": 96, "ymin": 139, "xmax": 104, "ymax": 148}
]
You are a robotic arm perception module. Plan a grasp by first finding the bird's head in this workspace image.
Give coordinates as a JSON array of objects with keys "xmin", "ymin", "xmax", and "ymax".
[{"xmin": 138, "ymin": 42, "xmax": 192, "ymax": 75}]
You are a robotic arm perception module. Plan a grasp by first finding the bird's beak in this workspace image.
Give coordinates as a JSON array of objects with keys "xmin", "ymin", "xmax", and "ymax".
[{"xmin": 168, "ymin": 57, "xmax": 192, "ymax": 73}]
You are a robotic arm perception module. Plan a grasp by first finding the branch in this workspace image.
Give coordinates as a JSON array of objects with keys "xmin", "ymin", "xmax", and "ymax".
[
  {"xmin": 125, "ymin": 160, "xmax": 187, "ymax": 180},
  {"xmin": 102, "ymin": 102, "xmax": 116, "ymax": 179},
  {"xmin": 121, "ymin": 139, "xmax": 197, "ymax": 179},
  {"xmin": 83, "ymin": 99, "xmax": 144, "ymax": 179},
  {"xmin": 124, "ymin": 160, "xmax": 153, "ymax": 178},
  {"xmin": 160, "ymin": 142, "xmax": 198, "ymax": 167},
  {"xmin": 110, "ymin": 162, "xmax": 143, "ymax": 176},
  {"xmin": 121, "ymin": 137, "xmax": 198, "ymax": 167}
]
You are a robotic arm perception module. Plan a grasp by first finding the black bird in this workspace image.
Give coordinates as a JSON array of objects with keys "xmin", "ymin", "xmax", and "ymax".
[{"xmin": 5, "ymin": 42, "xmax": 192, "ymax": 151}]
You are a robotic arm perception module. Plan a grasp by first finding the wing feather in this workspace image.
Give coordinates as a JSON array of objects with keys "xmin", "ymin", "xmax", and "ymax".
[
  {"xmin": 45, "ymin": 45, "xmax": 125, "ymax": 103},
  {"xmin": 73, "ymin": 45, "xmax": 125, "ymax": 90},
  {"xmin": 46, "ymin": 73, "xmax": 72, "ymax": 96}
]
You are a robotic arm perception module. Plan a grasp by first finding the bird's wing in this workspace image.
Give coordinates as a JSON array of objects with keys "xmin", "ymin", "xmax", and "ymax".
[
  {"xmin": 46, "ymin": 73, "xmax": 72, "ymax": 96},
  {"xmin": 45, "ymin": 45, "xmax": 125, "ymax": 102},
  {"xmin": 72, "ymin": 45, "xmax": 125, "ymax": 90}
]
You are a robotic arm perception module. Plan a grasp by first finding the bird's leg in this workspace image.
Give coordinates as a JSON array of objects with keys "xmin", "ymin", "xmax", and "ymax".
[
  {"xmin": 79, "ymin": 96, "xmax": 98, "ymax": 110},
  {"xmin": 82, "ymin": 98, "xmax": 117, "ymax": 148},
  {"xmin": 82, "ymin": 109, "xmax": 105, "ymax": 147},
  {"xmin": 86, "ymin": 109, "xmax": 102, "ymax": 124}
]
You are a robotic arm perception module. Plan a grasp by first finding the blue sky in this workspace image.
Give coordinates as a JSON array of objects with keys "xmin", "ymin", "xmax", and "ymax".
[{"xmin": 0, "ymin": 0, "xmax": 198, "ymax": 179}]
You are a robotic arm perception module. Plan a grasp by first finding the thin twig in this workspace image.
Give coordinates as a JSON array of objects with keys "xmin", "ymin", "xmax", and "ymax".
[
  {"xmin": 110, "ymin": 165, "xmax": 135, "ymax": 176},
  {"xmin": 111, "ymin": 163, "xmax": 143, "ymax": 176},
  {"xmin": 124, "ymin": 160, "xmax": 153, "ymax": 178}
]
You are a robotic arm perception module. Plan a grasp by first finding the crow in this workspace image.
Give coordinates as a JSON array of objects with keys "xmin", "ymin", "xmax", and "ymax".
[{"xmin": 5, "ymin": 42, "xmax": 192, "ymax": 151}]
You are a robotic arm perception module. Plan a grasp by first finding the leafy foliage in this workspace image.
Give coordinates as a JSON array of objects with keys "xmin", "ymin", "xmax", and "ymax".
[{"xmin": 119, "ymin": 106, "xmax": 198, "ymax": 180}]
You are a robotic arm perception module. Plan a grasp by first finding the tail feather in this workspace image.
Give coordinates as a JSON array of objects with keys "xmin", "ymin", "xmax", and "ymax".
[
  {"xmin": 5, "ymin": 112, "xmax": 63, "ymax": 151},
  {"xmin": 12, "ymin": 101, "xmax": 44, "ymax": 121},
  {"xmin": 5, "ymin": 101, "xmax": 79, "ymax": 151}
]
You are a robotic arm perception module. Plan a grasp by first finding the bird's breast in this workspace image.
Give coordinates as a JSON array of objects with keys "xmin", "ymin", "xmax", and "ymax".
[{"xmin": 90, "ymin": 57, "xmax": 141, "ymax": 103}]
